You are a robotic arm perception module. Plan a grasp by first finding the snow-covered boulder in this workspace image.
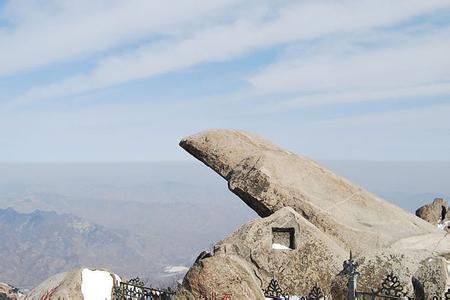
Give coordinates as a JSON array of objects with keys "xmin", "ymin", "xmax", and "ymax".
[{"xmin": 25, "ymin": 268, "xmax": 120, "ymax": 300}]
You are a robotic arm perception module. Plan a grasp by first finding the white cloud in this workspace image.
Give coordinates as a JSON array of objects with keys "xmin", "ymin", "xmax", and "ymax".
[
  {"xmin": 247, "ymin": 82, "xmax": 450, "ymax": 115},
  {"xmin": 249, "ymin": 30, "xmax": 450, "ymax": 95},
  {"xmin": 246, "ymin": 29, "xmax": 450, "ymax": 112},
  {"xmin": 0, "ymin": 0, "xmax": 237, "ymax": 76},
  {"xmin": 2, "ymin": 1, "xmax": 450, "ymax": 162},
  {"xmin": 11, "ymin": 0, "xmax": 450, "ymax": 103}
]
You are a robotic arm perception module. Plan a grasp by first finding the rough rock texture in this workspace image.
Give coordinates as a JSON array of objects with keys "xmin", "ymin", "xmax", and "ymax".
[
  {"xmin": 0, "ymin": 283, "xmax": 24, "ymax": 300},
  {"xmin": 178, "ymin": 129, "xmax": 450, "ymax": 299},
  {"xmin": 174, "ymin": 255, "xmax": 263, "ymax": 300},
  {"xmin": 390, "ymin": 233, "xmax": 450, "ymax": 257},
  {"xmin": 416, "ymin": 198, "xmax": 448, "ymax": 225},
  {"xmin": 25, "ymin": 270, "xmax": 83, "ymax": 300},
  {"xmin": 25, "ymin": 268, "xmax": 120, "ymax": 300},
  {"xmin": 180, "ymin": 129, "xmax": 439, "ymax": 253},
  {"xmin": 332, "ymin": 253, "xmax": 449, "ymax": 300},
  {"xmin": 356, "ymin": 249, "xmax": 430, "ymax": 297},
  {"xmin": 176, "ymin": 207, "xmax": 347, "ymax": 299},
  {"xmin": 217, "ymin": 207, "xmax": 347, "ymax": 296},
  {"xmin": 414, "ymin": 256, "xmax": 449, "ymax": 299}
]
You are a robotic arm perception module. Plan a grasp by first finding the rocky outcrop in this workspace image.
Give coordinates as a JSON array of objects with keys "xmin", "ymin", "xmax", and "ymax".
[
  {"xmin": 0, "ymin": 283, "xmax": 24, "ymax": 300},
  {"xmin": 26, "ymin": 268, "xmax": 120, "ymax": 300},
  {"xmin": 175, "ymin": 254, "xmax": 263, "ymax": 299},
  {"xmin": 178, "ymin": 129, "xmax": 450, "ymax": 299},
  {"xmin": 414, "ymin": 256, "xmax": 449, "ymax": 299},
  {"xmin": 180, "ymin": 129, "xmax": 439, "ymax": 252},
  {"xmin": 354, "ymin": 249, "xmax": 430, "ymax": 297},
  {"xmin": 416, "ymin": 198, "xmax": 448, "ymax": 224},
  {"xmin": 176, "ymin": 207, "xmax": 348, "ymax": 299},
  {"xmin": 416, "ymin": 198, "xmax": 450, "ymax": 231}
]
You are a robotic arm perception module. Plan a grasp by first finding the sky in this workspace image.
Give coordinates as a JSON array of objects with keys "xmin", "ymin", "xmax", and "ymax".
[{"xmin": 0, "ymin": 0, "xmax": 450, "ymax": 162}]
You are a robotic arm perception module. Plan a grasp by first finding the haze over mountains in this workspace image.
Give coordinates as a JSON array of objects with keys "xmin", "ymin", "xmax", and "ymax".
[
  {"xmin": 0, "ymin": 208, "xmax": 155, "ymax": 289},
  {"xmin": 0, "ymin": 160, "xmax": 449, "ymax": 288}
]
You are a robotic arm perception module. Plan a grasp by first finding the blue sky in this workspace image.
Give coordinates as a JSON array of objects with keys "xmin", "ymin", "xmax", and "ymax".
[{"xmin": 0, "ymin": 0, "xmax": 450, "ymax": 162}]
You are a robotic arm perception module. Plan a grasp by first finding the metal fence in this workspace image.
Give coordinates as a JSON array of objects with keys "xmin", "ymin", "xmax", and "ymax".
[
  {"xmin": 263, "ymin": 277, "xmax": 325, "ymax": 299},
  {"xmin": 114, "ymin": 254, "xmax": 450, "ymax": 300},
  {"xmin": 113, "ymin": 277, "xmax": 174, "ymax": 300}
]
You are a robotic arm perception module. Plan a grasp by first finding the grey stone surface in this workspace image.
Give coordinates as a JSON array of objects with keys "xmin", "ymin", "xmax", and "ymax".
[
  {"xmin": 178, "ymin": 129, "xmax": 450, "ymax": 299},
  {"xmin": 25, "ymin": 269, "xmax": 83, "ymax": 300},
  {"xmin": 175, "ymin": 255, "xmax": 264, "ymax": 300},
  {"xmin": 176, "ymin": 207, "xmax": 347, "ymax": 299},
  {"xmin": 354, "ymin": 249, "xmax": 430, "ymax": 297},
  {"xmin": 414, "ymin": 256, "xmax": 449, "ymax": 299},
  {"xmin": 416, "ymin": 198, "xmax": 448, "ymax": 225},
  {"xmin": 180, "ymin": 129, "xmax": 439, "ymax": 253}
]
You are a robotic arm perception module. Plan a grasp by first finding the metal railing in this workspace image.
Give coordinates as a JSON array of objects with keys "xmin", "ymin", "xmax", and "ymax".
[{"xmin": 113, "ymin": 277, "xmax": 174, "ymax": 300}]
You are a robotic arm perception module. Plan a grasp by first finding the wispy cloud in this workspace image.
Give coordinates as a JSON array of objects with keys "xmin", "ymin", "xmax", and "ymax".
[
  {"xmin": 249, "ymin": 29, "xmax": 450, "ymax": 90},
  {"xmin": 246, "ymin": 28, "xmax": 450, "ymax": 112},
  {"xmin": 9, "ymin": 0, "xmax": 450, "ymax": 103},
  {"xmin": 0, "ymin": 0, "xmax": 237, "ymax": 76},
  {"xmin": 1, "ymin": 0, "xmax": 450, "ymax": 161}
]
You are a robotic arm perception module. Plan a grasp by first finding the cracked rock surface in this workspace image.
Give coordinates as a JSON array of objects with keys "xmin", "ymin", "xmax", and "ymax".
[
  {"xmin": 177, "ymin": 129, "xmax": 449, "ymax": 299},
  {"xmin": 180, "ymin": 129, "xmax": 439, "ymax": 252}
]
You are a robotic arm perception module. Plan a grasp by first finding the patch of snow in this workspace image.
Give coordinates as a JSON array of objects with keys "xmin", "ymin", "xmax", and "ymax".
[
  {"xmin": 112, "ymin": 273, "xmax": 122, "ymax": 286},
  {"xmin": 71, "ymin": 220, "xmax": 93, "ymax": 233},
  {"xmin": 81, "ymin": 268, "xmax": 114, "ymax": 300},
  {"xmin": 438, "ymin": 220, "xmax": 450, "ymax": 230},
  {"xmin": 272, "ymin": 243, "xmax": 292, "ymax": 250},
  {"xmin": 164, "ymin": 265, "xmax": 189, "ymax": 273}
]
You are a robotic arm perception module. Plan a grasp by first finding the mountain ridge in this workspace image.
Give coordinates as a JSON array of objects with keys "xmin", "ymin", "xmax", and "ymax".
[{"xmin": 0, "ymin": 208, "xmax": 163, "ymax": 288}]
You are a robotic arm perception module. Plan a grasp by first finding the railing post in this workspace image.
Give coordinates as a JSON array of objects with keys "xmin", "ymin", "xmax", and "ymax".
[{"xmin": 342, "ymin": 251, "xmax": 359, "ymax": 300}]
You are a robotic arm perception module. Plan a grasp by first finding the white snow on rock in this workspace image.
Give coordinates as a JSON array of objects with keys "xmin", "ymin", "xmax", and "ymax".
[
  {"xmin": 272, "ymin": 243, "xmax": 292, "ymax": 250},
  {"xmin": 164, "ymin": 265, "xmax": 189, "ymax": 273},
  {"xmin": 438, "ymin": 220, "xmax": 450, "ymax": 230},
  {"xmin": 81, "ymin": 268, "xmax": 114, "ymax": 300},
  {"xmin": 113, "ymin": 273, "xmax": 122, "ymax": 286}
]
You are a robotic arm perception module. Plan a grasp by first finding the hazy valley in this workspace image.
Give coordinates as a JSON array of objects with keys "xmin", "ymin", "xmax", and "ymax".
[{"xmin": 0, "ymin": 160, "xmax": 449, "ymax": 289}]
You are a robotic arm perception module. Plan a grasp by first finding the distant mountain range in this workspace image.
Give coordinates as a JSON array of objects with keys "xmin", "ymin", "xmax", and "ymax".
[
  {"xmin": 0, "ymin": 161, "xmax": 448, "ymax": 288},
  {"xmin": 0, "ymin": 162, "xmax": 257, "ymax": 288},
  {"xmin": 0, "ymin": 208, "xmax": 169, "ymax": 288}
]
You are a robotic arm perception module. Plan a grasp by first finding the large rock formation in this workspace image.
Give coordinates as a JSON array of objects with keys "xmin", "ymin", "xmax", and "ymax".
[
  {"xmin": 176, "ymin": 207, "xmax": 347, "ymax": 299},
  {"xmin": 180, "ymin": 129, "xmax": 440, "ymax": 252},
  {"xmin": 178, "ymin": 129, "xmax": 450, "ymax": 299}
]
